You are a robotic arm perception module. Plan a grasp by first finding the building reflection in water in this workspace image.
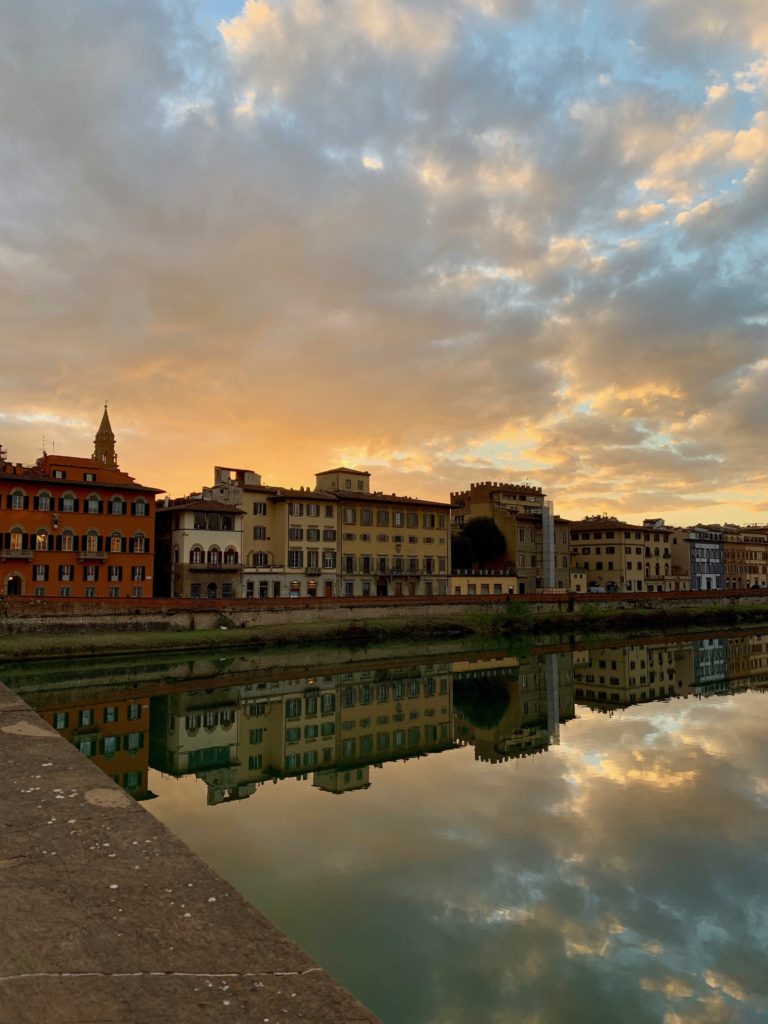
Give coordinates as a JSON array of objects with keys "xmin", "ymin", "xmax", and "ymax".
[{"xmin": 30, "ymin": 632, "xmax": 768, "ymax": 803}]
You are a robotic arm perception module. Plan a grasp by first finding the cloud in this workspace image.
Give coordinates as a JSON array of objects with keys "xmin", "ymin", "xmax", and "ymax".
[{"xmin": 0, "ymin": 0, "xmax": 766, "ymax": 524}]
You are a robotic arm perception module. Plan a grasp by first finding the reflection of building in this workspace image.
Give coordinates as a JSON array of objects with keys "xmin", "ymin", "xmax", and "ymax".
[
  {"xmin": 452, "ymin": 651, "xmax": 575, "ymax": 762},
  {"xmin": 41, "ymin": 695, "xmax": 151, "ymax": 798},
  {"xmin": 154, "ymin": 498, "xmax": 244, "ymax": 598},
  {"xmin": 692, "ymin": 638, "xmax": 730, "ymax": 695},
  {"xmin": 0, "ymin": 408, "xmax": 160, "ymax": 598},
  {"xmin": 573, "ymin": 643, "xmax": 680, "ymax": 710},
  {"xmin": 150, "ymin": 664, "xmax": 456, "ymax": 804},
  {"xmin": 450, "ymin": 481, "xmax": 569, "ymax": 594}
]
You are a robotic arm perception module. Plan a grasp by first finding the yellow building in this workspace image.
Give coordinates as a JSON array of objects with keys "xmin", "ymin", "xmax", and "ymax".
[
  {"xmin": 207, "ymin": 465, "xmax": 451, "ymax": 597},
  {"xmin": 569, "ymin": 515, "xmax": 674, "ymax": 592}
]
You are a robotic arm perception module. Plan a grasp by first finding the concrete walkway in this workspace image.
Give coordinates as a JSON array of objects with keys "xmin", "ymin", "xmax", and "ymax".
[{"xmin": 0, "ymin": 683, "xmax": 380, "ymax": 1024}]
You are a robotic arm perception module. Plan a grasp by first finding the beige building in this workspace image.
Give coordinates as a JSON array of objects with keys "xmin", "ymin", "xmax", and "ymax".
[
  {"xmin": 207, "ymin": 465, "xmax": 451, "ymax": 597},
  {"xmin": 154, "ymin": 498, "xmax": 244, "ymax": 598},
  {"xmin": 450, "ymin": 570, "xmax": 518, "ymax": 596},
  {"xmin": 450, "ymin": 481, "xmax": 569, "ymax": 594},
  {"xmin": 569, "ymin": 515, "xmax": 674, "ymax": 592}
]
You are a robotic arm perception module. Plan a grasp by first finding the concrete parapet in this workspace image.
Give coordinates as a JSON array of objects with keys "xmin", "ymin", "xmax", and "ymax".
[{"xmin": 0, "ymin": 683, "xmax": 380, "ymax": 1024}]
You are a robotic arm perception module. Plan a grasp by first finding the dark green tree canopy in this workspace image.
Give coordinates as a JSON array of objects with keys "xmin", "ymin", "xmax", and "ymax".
[{"xmin": 453, "ymin": 516, "xmax": 507, "ymax": 569}]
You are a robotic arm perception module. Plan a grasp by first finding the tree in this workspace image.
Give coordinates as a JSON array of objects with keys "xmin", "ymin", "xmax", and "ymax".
[
  {"xmin": 451, "ymin": 532, "xmax": 475, "ymax": 571},
  {"xmin": 456, "ymin": 516, "xmax": 507, "ymax": 569}
]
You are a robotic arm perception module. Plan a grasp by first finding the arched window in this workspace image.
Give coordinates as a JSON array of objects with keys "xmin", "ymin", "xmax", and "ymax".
[
  {"xmin": 253, "ymin": 551, "xmax": 268, "ymax": 567},
  {"xmin": 190, "ymin": 545, "xmax": 204, "ymax": 564},
  {"xmin": 224, "ymin": 547, "xmax": 238, "ymax": 565},
  {"xmin": 86, "ymin": 493, "xmax": 100, "ymax": 514},
  {"xmin": 9, "ymin": 489, "xmax": 26, "ymax": 511},
  {"xmin": 207, "ymin": 546, "xmax": 221, "ymax": 566},
  {"xmin": 60, "ymin": 491, "xmax": 76, "ymax": 513},
  {"xmin": 36, "ymin": 530, "xmax": 49, "ymax": 551},
  {"xmin": 36, "ymin": 491, "xmax": 52, "ymax": 512},
  {"xmin": 133, "ymin": 533, "xmax": 146, "ymax": 554},
  {"xmin": 9, "ymin": 528, "xmax": 23, "ymax": 551},
  {"xmin": 206, "ymin": 582, "xmax": 218, "ymax": 599},
  {"xmin": 134, "ymin": 499, "xmax": 148, "ymax": 517},
  {"xmin": 110, "ymin": 496, "xmax": 125, "ymax": 515},
  {"xmin": 110, "ymin": 532, "xmax": 122, "ymax": 553},
  {"xmin": 86, "ymin": 531, "xmax": 99, "ymax": 553}
]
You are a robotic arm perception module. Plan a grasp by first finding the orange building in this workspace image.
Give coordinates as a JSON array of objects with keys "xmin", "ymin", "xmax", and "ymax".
[{"xmin": 0, "ymin": 408, "xmax": 161, "ymax": 598}]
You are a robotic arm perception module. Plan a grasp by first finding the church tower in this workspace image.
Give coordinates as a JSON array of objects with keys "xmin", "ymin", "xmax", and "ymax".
[{"xmin": 93, "ymin": 404, "xmax": 118, "ymax": 468}]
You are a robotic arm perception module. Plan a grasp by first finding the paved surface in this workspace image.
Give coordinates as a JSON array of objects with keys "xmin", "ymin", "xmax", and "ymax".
[{"xmin": 0, "ymin": 683, "xmax": 380, "ymax": 1024}]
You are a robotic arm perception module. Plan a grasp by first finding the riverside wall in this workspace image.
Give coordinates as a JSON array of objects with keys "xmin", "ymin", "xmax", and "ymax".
[
  {"xmin": 1, "ymin": 590, "xmax": 767, "ymax": 636},
  {"xmin": 0, "ymin": 683, "xmax": 380, "ymax": 1024}
]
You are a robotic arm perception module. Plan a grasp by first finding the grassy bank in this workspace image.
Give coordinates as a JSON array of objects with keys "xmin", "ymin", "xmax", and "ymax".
[
  {"xmin": 3, "ymin": 599, "xmax": 768, "ymax": 663},
  {"xmin": 0, "ymin": 616, "xmax": 473, "ymax": 663}
]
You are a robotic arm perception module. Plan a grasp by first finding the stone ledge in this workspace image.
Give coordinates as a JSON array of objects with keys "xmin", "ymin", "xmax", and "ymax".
[{"xmin": 0, "ymin": 683, "xmax": 380, "ymax": 1024}]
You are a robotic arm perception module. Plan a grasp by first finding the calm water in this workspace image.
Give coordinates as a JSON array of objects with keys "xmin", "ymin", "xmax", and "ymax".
[{"xmin": 13, "ymin": 632, "xmax": 768, "ymax": 1024}]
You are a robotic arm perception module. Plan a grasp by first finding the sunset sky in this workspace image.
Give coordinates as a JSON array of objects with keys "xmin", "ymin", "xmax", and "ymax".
[{"xmin": 1, "ymin": 0, "xmax": 767, "ymax": 523}]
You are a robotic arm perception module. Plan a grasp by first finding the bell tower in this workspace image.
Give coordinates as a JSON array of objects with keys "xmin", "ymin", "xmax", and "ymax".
[{"xmin": 93, "ymin": 404, "xmax": 118, "ymax": 468}]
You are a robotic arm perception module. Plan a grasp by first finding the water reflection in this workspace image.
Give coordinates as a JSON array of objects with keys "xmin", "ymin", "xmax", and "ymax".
[{"xmin": 15, "ymin": 631, "xmax": 768, "ymax": 1024}]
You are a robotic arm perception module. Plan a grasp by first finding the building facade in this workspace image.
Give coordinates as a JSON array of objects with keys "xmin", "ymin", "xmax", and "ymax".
[
  {"xmin": 0, "ymin": 409, "xmax": 159, "ymax": 598},
  {"xmin": 154, "ymin": 498, "xmax": 244, "ymax": 599},
  {"xmin": 205, "ymin": 465, "xmax": 451, "ymax": 597},
  {"xmin": 569, "ymin": 515, "xmax": 673, "ymax": 592},
  {"xmin": 450, "ymin": 480, "xmax": 570, "ymax": 593}
]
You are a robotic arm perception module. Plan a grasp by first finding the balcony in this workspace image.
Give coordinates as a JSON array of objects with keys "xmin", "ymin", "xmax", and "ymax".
[
  {"xmin": 78, "ymin": 552, "xmax": 108, "ymax": 562},
  {"xmin": 1, "ymin": 549, "xmax": 33, "ymax": 560},
  {"xmin": 188, "ymin": 561, "xmax": 239, "ymax": 571}
]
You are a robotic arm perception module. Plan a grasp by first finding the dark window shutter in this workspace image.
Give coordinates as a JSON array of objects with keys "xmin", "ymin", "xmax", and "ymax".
[
  {"xmin": 122, "ymin": 537, "xmax": 127, "ymax": 552},
  {"xmin": 33, "ymin": 496, "xmax": 39, "ymax": 510},
  {"xmin": 94, "ymin": 566, "xmax": 99, "ymax": 581},
  {"xmin": 98, "ymin": 501, "xmax": 104, "ymax": 513},
  {"xmin": 43, "ymin": 566, "xmax": 49, "ymax": 581},
  {"xmin": 97, "ymin": 536, "xmax": 104, "ymax": 552},
  {"xmin": 130, "ymin": 502, "xmax": 136, "ymax": 515},
  {"xmin": 73, "ymin": 498, "xmax": 79, "ymax": 512},
  {"xmin": 23, "ymin": 496, "xmax": 29, "ymax": 510},
  {"xmin": 72, "ymin": 535, "xmax": 79, "ymax": 552}
]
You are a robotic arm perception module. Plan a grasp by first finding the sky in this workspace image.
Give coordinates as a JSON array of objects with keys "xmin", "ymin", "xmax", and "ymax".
[{"xmin": 1, "ymin": 0, "xmax": 767, "ymax": 524}]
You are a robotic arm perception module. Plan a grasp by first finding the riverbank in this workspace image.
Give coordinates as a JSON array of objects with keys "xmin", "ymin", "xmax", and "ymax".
[{"xmin": 2, "ymin": 592, "xmax": 768, "ymax": 662}]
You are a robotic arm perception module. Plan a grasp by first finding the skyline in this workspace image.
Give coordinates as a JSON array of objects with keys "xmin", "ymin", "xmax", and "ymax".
[{"xmin": 2, "ymin": 0, "xmax": 767, "ymax": 521}]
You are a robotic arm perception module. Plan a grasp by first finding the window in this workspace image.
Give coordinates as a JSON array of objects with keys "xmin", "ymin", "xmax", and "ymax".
[
  {"xmin": 407, "ymin": 512, "xmax": 418, "ymax": 528},
  {"xmin": 36, "ymin": 531, "xmax": 49, "ymax": 551},
  {"xmin": 253, "ymin": 502, "xmax": 267, "ymax": 515},
  {"xmin": 289, "ymin": 502, "xmax": 304, "ymax": 516},
  {"xmin": 323, "ymin": 551, "xmax": 336, "ymax": 569},
  {"xmin": 53, "ymin": 712, "xmax": 68, "ymax": 730},
  {"xmin": 110, "ymin": 533, "xmax": 122, "ymax": 552},
  {"xmin": 393, "ymin": 511, "xmax": 403, "ymax": 527},
  {"xmin": 286, "ymin": 698, "xmax": 302, "ymax": 718},
  {"xmin": 132, "ymin": 566, "xmax": 145, "ymax": 581},
  {"xmin": 207, "ymin": 547, "xmax": 220, "ymax": 565},
  {"xmin": 377, "ymin": 510, "xmax": 389, "ymax": 526},
  {"xmin": 343, "ymin": 508, "xmax": 356, "ymax": 524},
  {"xmin": 286, "ymin": 754, "xmax": 300, "ymax": 770},
  {"xmin": 109, "ymin": 586, "xmax": 120, "ymax": 598},
  {"xmin": 361, "ymin": 509, "xmax": 373, "ymax": 526},
  {"xmin": 288, "ymin": 526, "xmax": 304, "ymax": 541},
  {"xmin": 79, "ymin": 709, "xmax": 94, "ymax": 727},
  {"xmin": 60, "ymin": 587, "xmax": 71, "ymax": 598},
  {"xmin": 86, "ymin": 532, "xmax": 99, "ymax": 553},
  {"xmin": 248, "ymin": 755, "xmax": 263, "ymax": 770},
  {"xmin": 423, "ymin": 513, "xmax": 436, "ymax": 528},
  {"xmin": 103, "ymin": 706, "xmax": 118, "ymax": 724},
  {"xmin": 61, "ymin": 493, "xmax": 76, "ymax": 512},
  {"xmin": 10, "ymin": 490, "xmax": 26, "ymax": 510},
  {"xmin": 58, "ymin": 565, "xmax": 73, "ymax": 581},
  {"xmin": 36, "ymin": 492, "xmax": 52, "ymax": 511},
  {"xmin": 288, "ymin": 548, "xmax": 304, "ymax": 568},
  {"xmin": 305, "ymin": 724, "xmax": 319, "ymax": 739},
  {"xmin": 322, "ymin": 529, "xmax": 336, "ymax": 542},
  {"xmin": 133, "ymin": 534, "xmax": 146, "ymax": 553},
  {"xmin": 134, "ymin": 499, "xmax": 148, "ymax": 517},
  {"xmin": 110, "ymin": 497, "xmax": 124, "ymax": 514},
  {"xmin": 190, "ymin": 546, "xmax": 204, "ymax": 564},
  {"xmin": 253, "ymin": 551, "xmax": 269, "ymax": 567},
  {"xmin": 286, "ymin": 727, "xmax": 301, "ymax": 743},
  {"xmin": 53, "ymin": 469, "xmax": 65, "ymax": 480},
  {"xmin": 86, "ymin": 495, "xmax": 100, "ymax": 514},
  {"xmin": 307, "ymin": 527, "xmax": 320, "ymax": 541}
]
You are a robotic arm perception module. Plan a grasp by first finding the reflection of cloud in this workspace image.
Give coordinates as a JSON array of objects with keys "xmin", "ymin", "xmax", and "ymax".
[
  {"xmin": 148, "ymin": 683, "xmax": 768, "ymax": 1024},
  {"xmin": 1, "ymin": 0, "xmax": 768, "ymax": 521}
]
